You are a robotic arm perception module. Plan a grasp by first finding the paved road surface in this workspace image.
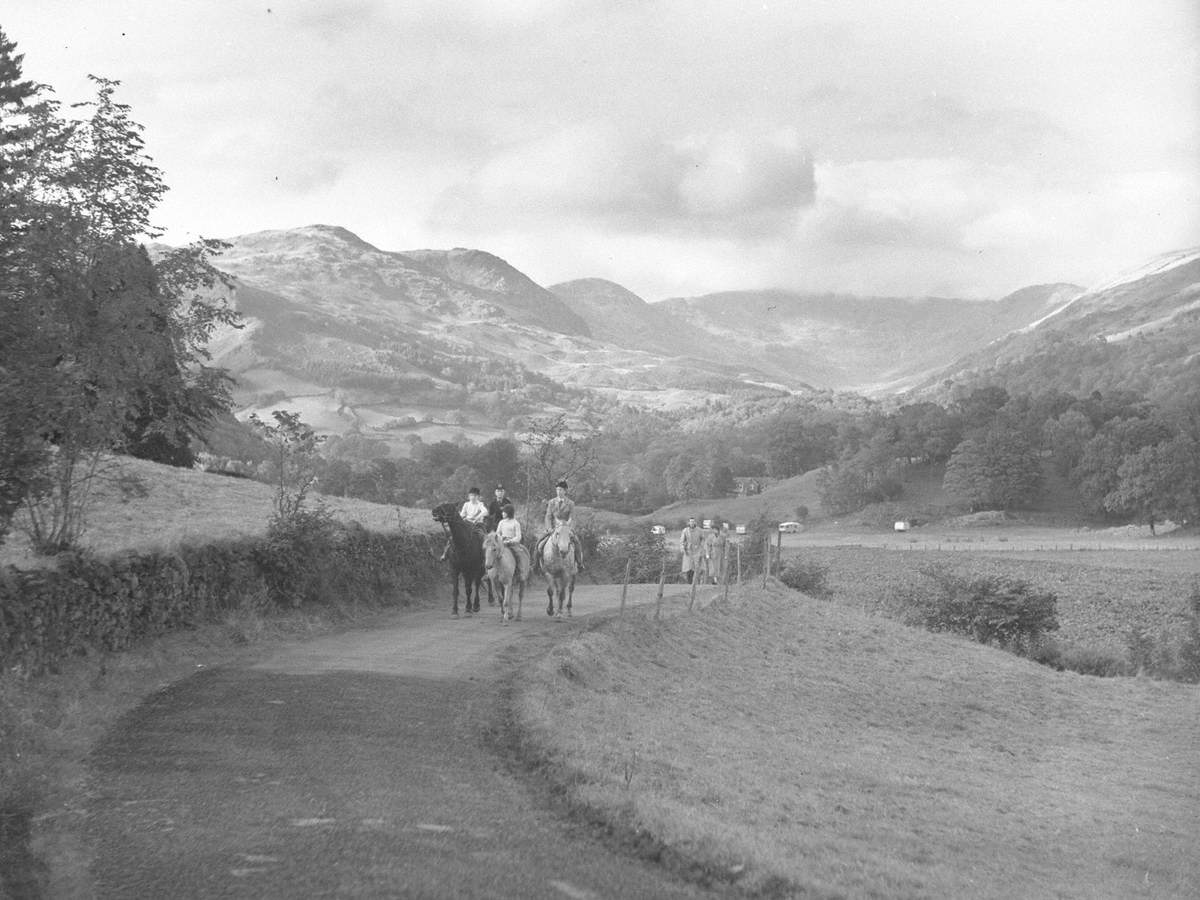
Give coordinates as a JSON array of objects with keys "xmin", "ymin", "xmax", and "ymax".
[{"xmin": 81, "ymin": 584, "xmax": 723, "ymax": 898}]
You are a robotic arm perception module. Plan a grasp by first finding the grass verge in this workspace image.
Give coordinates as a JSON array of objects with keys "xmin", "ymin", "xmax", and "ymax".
[{"xmin": 511, "ymin": 583, "xmax": 1200, "ymax": 899}]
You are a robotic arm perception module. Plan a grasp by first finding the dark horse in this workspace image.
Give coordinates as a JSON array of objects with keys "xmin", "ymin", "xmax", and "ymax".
[{"xmin": 431, "ymin": 502, "xmax": 485, "ymax": 617}]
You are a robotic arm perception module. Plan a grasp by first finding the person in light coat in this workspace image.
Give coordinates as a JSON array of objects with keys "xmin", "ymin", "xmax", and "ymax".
[
  {"xmin": 704, "ymin": 522, "xmax": 729, "ymax": 584},
  {"xmin": 679, "ymin": 516, "xmax": 705, "ymax": 584}
]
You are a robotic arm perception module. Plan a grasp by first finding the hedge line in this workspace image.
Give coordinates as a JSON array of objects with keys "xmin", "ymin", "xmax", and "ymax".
[{"xmin": 0, "ymin": 524, "xmax": 441, "ymax": 678}]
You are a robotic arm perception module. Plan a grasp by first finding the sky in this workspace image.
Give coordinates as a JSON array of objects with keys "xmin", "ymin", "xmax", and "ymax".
[{"xmin": 7, "ymin": 0, "xmax": 1199, "ymax": 300}]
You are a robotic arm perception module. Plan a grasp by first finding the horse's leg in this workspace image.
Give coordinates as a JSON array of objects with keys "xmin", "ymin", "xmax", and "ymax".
[
  {"xmin": 451, "ymin": 571, "xmax": 460, "ymax": 617},
  {"xmin": 546, "ymin": 576, "xmax": 554, "ymax": 616},
  {"xmin": 514, "ymin": 577, "xmax": 523, "ymax": 621},
  {"xmin": 566, "ymin": 575, "xmax": 575, "ymax": 617}
]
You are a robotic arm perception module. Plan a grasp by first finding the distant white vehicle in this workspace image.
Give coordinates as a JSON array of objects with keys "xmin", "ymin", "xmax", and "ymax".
[
  {"xmin": 702, "ymin": 519, "xmax": 713, "ymax": 529},
  {"xmin": 735, "ymin": 524, "xmax": 747, "ymax": 534},
  {"xmin": 650, "ymin": 525, "xmax": 667, "ymax": 535},
  {"xmin": 779, "ymin": 521, "xmax": 803, "ymax": 534},
  {"xmin": 894, "ymin": 520, "xmax": 911, "ymax": 532}
]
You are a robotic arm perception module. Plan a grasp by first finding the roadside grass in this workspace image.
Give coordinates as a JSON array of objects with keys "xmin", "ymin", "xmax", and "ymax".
[{"xmin": 514, "ymin": 585, "xmax": 1200, "ymax": 898}]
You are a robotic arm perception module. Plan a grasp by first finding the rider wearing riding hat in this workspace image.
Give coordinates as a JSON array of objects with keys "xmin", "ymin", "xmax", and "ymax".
[
  {"xmin": 486, "ymin": 484, "xmax": 514, "ymax": 532},
  {"xmin": 537, "ymin": 479, "xmax": 584, "ymax": 571}
]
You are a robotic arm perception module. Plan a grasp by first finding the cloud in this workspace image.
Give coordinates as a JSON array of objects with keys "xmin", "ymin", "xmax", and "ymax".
[{"xmin": 432, "ymin": 123, "xmax": 815, "ymax": 237}]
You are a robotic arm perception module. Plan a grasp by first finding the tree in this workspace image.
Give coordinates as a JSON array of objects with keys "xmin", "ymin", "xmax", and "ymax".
[
  {"xmin": 249, "ymin": 411, "xmax": 326, "ymax": 519},
  {"xmin": 1, "ymin": 53, "xmax": 240, "ymax": 550},
  {"xmin": 0, "ymin": 28, "xmax": 53, "ymax": 542},
  {"xmin": 1042, "ymin": 409, "xmax": 1094, "ymax": 476},
  {"xmin": 1073, "ymin": 417, "xmax": 1171, "ymax": 515},
  {"xmin": 943, "ymin": 426, "xmax": 1043, "ymax": 511},
  {"xmin": 518, "ymin": 414, "xmax": 598, "ymax": 502},
  {"xmin": 1105, "ymin": 435, "xmax": 1200, "ymax": 531}
]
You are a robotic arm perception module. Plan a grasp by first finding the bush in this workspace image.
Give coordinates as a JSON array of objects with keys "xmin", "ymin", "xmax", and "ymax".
[
  {"xmin": 739, "ymin": 511, "xmax": 779, "ymax": 578},
  {"xmin": 590, "ymin": 529, "xmax": 667, "ymax": 583},
  {"xmin": 890, "ymin": 566, "xmax": 1059, "ymax": 655},
  {"xmin": 778, "ymin": 558, "xmax": 832, "ymax": 599},
  {"xmin": 1031, "ymin": 640, "xmax": 1129, "ymax": 677}
]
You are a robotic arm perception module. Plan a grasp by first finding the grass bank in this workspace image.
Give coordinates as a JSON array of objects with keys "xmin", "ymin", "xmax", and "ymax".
[{"xmin": 513, "ymin": 584, "xmax": 1200, "ymax": 899}]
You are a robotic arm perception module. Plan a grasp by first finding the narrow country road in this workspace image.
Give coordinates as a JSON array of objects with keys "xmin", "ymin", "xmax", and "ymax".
[{"xmin": 80, "ymin": 583, "xmax": 721, "ymax": 899}]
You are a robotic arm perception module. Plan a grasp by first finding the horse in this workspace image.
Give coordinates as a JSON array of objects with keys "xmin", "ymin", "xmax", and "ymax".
[
  {"xmin": 431, "ymin": 502, "xmax": 484, "ymax": 617},
  {"xmin": 540, "ymin": 523, "xmax": 577, "ymax": 618},
  {"xmin": 482, "ymin": 532, "xmax": 526, "ymax": 624}
]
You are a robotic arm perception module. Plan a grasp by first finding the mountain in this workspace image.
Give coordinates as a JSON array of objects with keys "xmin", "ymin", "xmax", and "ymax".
[
  {"xmin": 660, "ymin": 284, "xmax": 1082, "ymax": 392},
  {"xmin": 548, "ymin": 278, "xmax": 736, "ymax": 363},
  {"xmin": 401, "ymin": 248, "xmax": 590, "ymax": 337},
  {"xmin": 908, "ymin": 249, "xmax": 1200, "ymax": 404},
  {"xmin": 196, "ymin": 224, "xmax": 1199, "ymax": 448}
]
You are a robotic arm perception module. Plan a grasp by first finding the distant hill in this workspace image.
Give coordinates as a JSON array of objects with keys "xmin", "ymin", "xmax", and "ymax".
[
  {"xmin": 909, "ymin": 249, "xmax": 1200, "ymax": 404},
  {"xmin": 193, "ymin": 224, "xmax": 1199, "ymax": 447},
  {"xmin": 661, "ymin": 284, "xmax": 1082, "ymax": 392}
]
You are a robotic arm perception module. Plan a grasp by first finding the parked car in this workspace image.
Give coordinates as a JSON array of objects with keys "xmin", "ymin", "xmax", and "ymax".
[
  {"xmin": 735, "ymin": 524, "xmax": 747, "ymax": 534},
  {"xmin": 650, "ymin": 525, "xmax": 667, "ymax": 535},
  {"xmin": 702, "ymin": 519, "xmax": 713, "ymax": 529},
  {"xmin": 779, "ymin": 521, "xmax": 803, "ymax": 533}
]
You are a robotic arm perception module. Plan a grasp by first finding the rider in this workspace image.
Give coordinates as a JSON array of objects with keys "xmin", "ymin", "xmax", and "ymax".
[
  {"xmin": 459, "ymin": 486, "xmax": 488, "ymax": 531},
  {"xmin": 495, "ymin": 503, "xmax": 530, "ymax": 582},
  {"xmin": 536, "ymin": 479, "xmax": 584, "ymax": 571},
  {"xmin": 441, "ymin": 486, "xmax": 488, "ymax": 561},
  {"xmin": 486, "ymin": 483, "xmax": 513, "ymax": 532}
]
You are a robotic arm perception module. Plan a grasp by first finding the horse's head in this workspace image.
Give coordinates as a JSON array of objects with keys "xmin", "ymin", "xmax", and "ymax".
[
  {"xmin": 431, "ymin": 502, "xmax": 458, "ymax": 526},
  {"xmin": 482, "ymin": 532, "xmax": 502, "ymax": 570}
]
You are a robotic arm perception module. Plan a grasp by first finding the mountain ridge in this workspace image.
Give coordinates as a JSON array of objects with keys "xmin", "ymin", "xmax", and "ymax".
[{"xmin": 197, "ymin": 225, "xmax": 1200, "ymax": 445}]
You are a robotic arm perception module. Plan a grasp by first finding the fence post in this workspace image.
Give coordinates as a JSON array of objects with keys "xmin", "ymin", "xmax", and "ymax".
[
  {"xmin": 761, "ymin": 536, "xmax": 770, "ymax": 589},
  {"xmin": 655, "ymin": 560, "xmax": 666, "ymax": 620},
  {"xmin": 722, "ymin": 543, "xmax": 731, "ymax": 605},
  {"xmin": 688, "ymin": 569, "xmax": 698, "ymax": 610},
  {"xmin": 736, "ymin": 542, "xmax": 742, "ymax": 586},
  {"xmin": 619, "ymin": 558, "xmax": 632, "ymax": 616}
]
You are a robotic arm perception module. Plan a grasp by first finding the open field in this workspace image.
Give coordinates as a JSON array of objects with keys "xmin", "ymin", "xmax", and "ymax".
[
  {"xmin": 787, "ymin": 544, "xmax": 1200, "ymax": 658},
  {"xmin": 515, "ymin": 585, "xmax": 1200, "ymax": 899}
]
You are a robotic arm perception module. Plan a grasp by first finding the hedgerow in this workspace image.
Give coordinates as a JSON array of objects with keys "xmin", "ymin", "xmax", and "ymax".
[{"xmin": 0, "ymin": 524, "xmax": 439, "ymax": 677}]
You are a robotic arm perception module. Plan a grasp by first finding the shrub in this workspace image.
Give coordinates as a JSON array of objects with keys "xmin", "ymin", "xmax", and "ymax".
[
  {"xmin": 739, "ymin": 511, "xmax": 778, "ymax": 578},
  {"xmin": 778, "ymin": 558, "xmax": 832, "ymax": 599},
  {"xmin": 1031, "ymin": 639, "xmax": 1129, "ymax": 677},
  {"xmin": 891, "ymin": 566, "xmax": 1059, "ymax": 654},
  {"xmin": 590, "ymin": 529, "xmax": 667, "ymax": 583},
  {"xmin": 256, "ymin": 503, "xmax": 340, "ymax": 607}
]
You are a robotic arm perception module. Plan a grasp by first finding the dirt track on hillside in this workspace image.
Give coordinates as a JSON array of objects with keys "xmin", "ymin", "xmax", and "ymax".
[{"xmin": 72, "ymin": 584, "xmax": 720, "ymax": 899}]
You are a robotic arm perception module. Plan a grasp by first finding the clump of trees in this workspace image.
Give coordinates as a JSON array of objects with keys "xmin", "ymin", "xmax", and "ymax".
[{"xmin": 0, "ymin": 30, "xmax": 239, "ymax": 551}]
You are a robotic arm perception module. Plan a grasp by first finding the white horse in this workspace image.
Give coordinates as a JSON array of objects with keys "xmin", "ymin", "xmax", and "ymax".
[
  {"xmin": 482, "ymin": 532, "xmax": 527, "ymax": 624},
  {"xmin": 540, "ymin": 523, "xmax": 577, "ymax": 619}
]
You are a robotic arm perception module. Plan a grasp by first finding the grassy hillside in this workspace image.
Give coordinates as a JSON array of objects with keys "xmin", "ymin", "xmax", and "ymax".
[
  {"xmin": 516, "ymin": 585, "xmax": 1200, "ymax": 898},
  {"xmin": 0, "ymin": 456, "xmax": 428, "ymax": 569}
]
